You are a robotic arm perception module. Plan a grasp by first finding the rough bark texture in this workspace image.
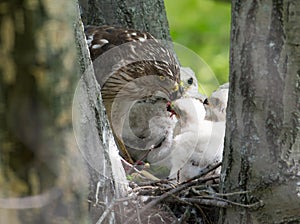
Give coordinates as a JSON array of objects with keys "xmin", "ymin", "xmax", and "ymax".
[
  {"xmin": 74, "ymin": 19, "xmax": 128, "ymax": 224},
  {"xmin": 0, "ymin": 1, "xmax": 89, "ymax": 223},
  {"xmin": 220, "ymin": 1, "xmax": 300, "ymax": 223},
  {"xmin": 78, "ymin": 0, "xmax": 172, "ymax": 41}
]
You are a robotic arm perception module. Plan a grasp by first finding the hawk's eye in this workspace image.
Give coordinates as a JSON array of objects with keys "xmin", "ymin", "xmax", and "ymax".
[
  {"xmin": 159, "ymin": 76, "xmax": 165, "ymax": 81},
  {"xmin": 187, "ymin": 77, "xmax": 193, "ymax": 85},
  {"xmin": 203, "ymin": 98, "xmax": 209, "ymax": 105}
]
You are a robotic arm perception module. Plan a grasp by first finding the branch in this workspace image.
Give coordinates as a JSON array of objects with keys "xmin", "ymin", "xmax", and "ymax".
[{"xmin": 179, "ymin": 198, "xmax": 230, "ymax": 208}]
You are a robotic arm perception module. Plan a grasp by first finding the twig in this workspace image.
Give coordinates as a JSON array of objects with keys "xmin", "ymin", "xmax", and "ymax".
[
  {"xmin": 191, "ymin": 184, "xmax": 219, "ymax": 194},
  {"xmin": 188, "ymin": 195, "xmax": 263, "ymax": 209},
  {"xmin": 178, "ymin": 205, "xmax": 191, "ymax": 224},
  {"xmin": 94, "ymin": 181, "xmax": 101, "ymax": 205},
  {"xmin": 169, "ymin": 194, "xmax": 192, "ymax": 206},
  {"xmin": 186, "ymin": 162, "xmax": 222, "ymax": 182},
  {"xmin": 194, "ymin": 175, "xmax": 220, "ymax": 185},
  {"xmin": 162, "ymin": 204, "xmax": 177, "ymax": 220},
  {"xmin": 96, "ymin": 200, "xmax": 115, "ymax": 224},
  {"xmin": 179, "ymin": 198, "xmax": 230, "ymax": 208},
  {"xmin": 211, "ymin": 196, "xmax": 263, "ymax": 209},
  {"xmin": 136, "ymin": 188, "xmax": 161, "ymax": 196},
  {"xmin": 95, "ymin": 195, "xmax": 139, "ymax": 224},
  {"xmin": 136, "ymin": 203, "xmax": 142, "ymax": 224},
  {"xmin": 203, "ymin": 190, "xmax": 250, "ymax": 197},
  {"xmin": 121, "ymin": 157, "xmax": 141, "ymax": 173},
  {"xmin": 194, "ymin": 204, "xmax": 213, "ymax": 224},
  {"xmin": 132, "ymin": 186, "xmax": 159, "ymax": 192},
  {"xmin": 137, "ymin": 178, "xmax": 174, "ymax": 187},
  {"xmin": 122, "ymin": 157, "xmax": 160, "ymax": 181}
]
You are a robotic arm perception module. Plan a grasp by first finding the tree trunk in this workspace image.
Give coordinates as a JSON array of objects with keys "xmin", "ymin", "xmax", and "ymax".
[
  {"xmin": 78, "ymin": 0, "xmax": 172, "ymax": 41},
  {"xmin": 220, "ymin": 1, "xmax": 300, "ymax": 223},
  {"xmin": 0, "ymin": 1, "xmax": 89, "ymax": 223},
  {"xmin": 74, "ymin": 19, "xmax": 128, "ymax": 224}
]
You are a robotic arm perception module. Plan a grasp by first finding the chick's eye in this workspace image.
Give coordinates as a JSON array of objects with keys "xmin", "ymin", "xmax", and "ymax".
[
  {"xmin": 159, "ymin": 76, "xmax": 165, "ymax": 81},
  {"xmin": 187, "ymin": 77, "xmax": 193, "ymax": 85},
  {"xmin": 203, "ymin": 98, "xmax": 209, "ymax": 105}
]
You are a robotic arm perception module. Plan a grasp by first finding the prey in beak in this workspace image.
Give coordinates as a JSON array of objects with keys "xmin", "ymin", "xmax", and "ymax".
[{"xmin": 166, "ymin": 101, "xmax": 178, "ymax": 118}]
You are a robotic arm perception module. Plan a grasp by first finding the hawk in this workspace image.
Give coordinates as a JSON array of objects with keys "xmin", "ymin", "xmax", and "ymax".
[{"xmin": 85, "ymin": 26, "xmax": 182, "ymax": 163}]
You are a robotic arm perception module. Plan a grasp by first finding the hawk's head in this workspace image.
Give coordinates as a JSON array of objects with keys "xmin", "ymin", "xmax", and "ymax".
[{"xmin": 85, "ymin": 26, "xmax": 182, "ymax": 104}]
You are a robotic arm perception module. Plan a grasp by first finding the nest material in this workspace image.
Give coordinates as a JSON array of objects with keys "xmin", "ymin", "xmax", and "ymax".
[
  {"xmin": 94, "ymin": 162, "xmax": 262, "ymax": 224},
  {"xmin": 124, "ymin": 163, "xmax": 222, "ymax": 224}
]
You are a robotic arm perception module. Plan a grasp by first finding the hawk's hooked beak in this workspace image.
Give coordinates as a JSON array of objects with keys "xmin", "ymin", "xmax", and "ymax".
[{"xmin": 169, "ymin": 82, "xmax": 183, "ymax": 101}]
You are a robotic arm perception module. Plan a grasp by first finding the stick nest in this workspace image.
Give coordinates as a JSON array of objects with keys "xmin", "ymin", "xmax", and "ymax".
[{"xmin": 123, "ymin": 162, "xmax": 222, "ymax": 224}]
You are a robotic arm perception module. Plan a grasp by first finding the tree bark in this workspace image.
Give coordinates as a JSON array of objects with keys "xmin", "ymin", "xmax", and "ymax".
[
  {"xmin": 220, "ymin": 1, "xmax": 300, "ymax": 223},
  {"xmin": 78, "ymin": 0, "xmax": 172, "ymax": 41},
  {"xmin": 0, "ymin": 1, "xmax": 89, "ymax": 223},
  {"xmin": 74, "ymin": 19, "xmax": 128, "ymax": 224}
]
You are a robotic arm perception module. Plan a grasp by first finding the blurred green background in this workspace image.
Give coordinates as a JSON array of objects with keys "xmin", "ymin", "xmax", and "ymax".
[{"xmin": 165, "ymin": 0, "xmax": 231, "ymax": 94}]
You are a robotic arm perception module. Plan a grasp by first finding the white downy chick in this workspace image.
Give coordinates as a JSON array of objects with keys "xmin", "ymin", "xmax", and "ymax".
[
  {"xmin": 178, "ymin": 83, "xmax": 229, "ymax": 182},
  {"xmin": 204, "ymin": 82, "xmax": 229, "ymax": 122},
  {"xmin": 166, "ymin": 97, "xmax": 207, "ymax": 179}
]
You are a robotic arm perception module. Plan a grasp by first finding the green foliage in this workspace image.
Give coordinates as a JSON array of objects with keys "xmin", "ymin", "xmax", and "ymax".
[{"xmin": 165, "ymin": 0, "xmax": 231, "ymax": 86}]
